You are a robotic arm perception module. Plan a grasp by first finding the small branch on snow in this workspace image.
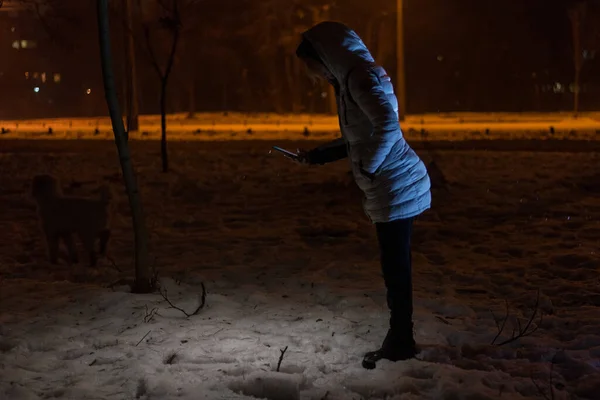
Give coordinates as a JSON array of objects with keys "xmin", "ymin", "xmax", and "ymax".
[
  {"xmin": 276, "ymin": 346, "xmax": 288, "ymax": 372},
  {"xmin": 106, "ymin": 255, "xmax": 122, "ymax": 272},
  {"xmin": 143, "ymin": 305, "xmax": 159, "ymax": 323},
  {"xmin": 203, "ymin": 328, "xmax": 224, "ymax": 337},
  {"xmin": 136, "ymin": 330, "xmax": 152, "ymax": 346},
  {"xmin": 491, "ymin": 289, "xmax": 543, "ymax": 346},
  {"xmin": 531, "ymin": 352, "xmax": 559, "ymax": 400},
  {"xmin": 490, "ymin": 299, "xmax": 510, "ymax": 345},
  {"xmin": 159, "ymin": 282, "xmax": 206, "ymax": 318}
]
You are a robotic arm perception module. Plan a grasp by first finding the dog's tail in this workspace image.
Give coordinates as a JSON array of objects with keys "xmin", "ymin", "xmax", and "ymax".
[{"xmin": 98, "ymin": 185, "xmax": 112, "ymax": 204}]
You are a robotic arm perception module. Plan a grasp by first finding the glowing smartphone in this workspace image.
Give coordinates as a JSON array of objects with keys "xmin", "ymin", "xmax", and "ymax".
[{"xmin": 272, "ymin": 146, "xmax": 300, "ymax": 161}]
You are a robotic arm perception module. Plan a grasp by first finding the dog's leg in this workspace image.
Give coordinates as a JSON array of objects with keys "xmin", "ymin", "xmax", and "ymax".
[
  {"xmin": 88, "ymin": 249, "xmax": 97, "ymax": 267},
  {"xmin": 81, "ymin": 234, "xmax": 97, "ymax": 267},
  {"xmin": 62, "ymin": 233, "xmax": 79, "ymax": 264},
  {"xmin": 46, "ymin": 231, "xmax": 59, "ymax": 264},
  {"xmin": 98, "ymin": 229, "xmax": 110, "ymax": 256}
]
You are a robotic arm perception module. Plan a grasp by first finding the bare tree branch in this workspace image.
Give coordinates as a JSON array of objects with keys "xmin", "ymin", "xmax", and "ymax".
[
  {"xmin": 142, "ymin": 23, "xmax": 164, "ymax": 78},
  {"xmin": 162, "ymin": 0, "xmax": 181, "ymax": 82},
  {"xmin": 491, "ymin": 289, "xmax": 543, "ymax": 346},
  {"xmin": 159, "ymin": 282, "xmax": 206, "ymax": 318}
]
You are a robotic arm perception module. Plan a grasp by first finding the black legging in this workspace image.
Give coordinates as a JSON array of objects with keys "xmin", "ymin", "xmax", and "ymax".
[{"xmin": 375, "ymin": 217, "xmax": 413, "ymax": 334}]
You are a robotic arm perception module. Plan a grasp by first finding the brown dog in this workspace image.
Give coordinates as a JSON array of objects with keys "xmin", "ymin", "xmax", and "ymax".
[{"xmin": 31, "ymin": 174, "xmax": 112, "ymax": 267}]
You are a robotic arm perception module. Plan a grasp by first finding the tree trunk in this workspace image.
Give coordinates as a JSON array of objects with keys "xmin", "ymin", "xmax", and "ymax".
[
  {"xmin": 569, "ymin": 2, "xmax": 587, "ymax": 118},
  {"xmin": 142, "ymin": 1, "xmax": 179, "ymax": 173},
  {"xmin": 160, "ymin": 78, "xmax": 169, "ymax": 173},
  {"xmin": 572, "ymin": 14, "xmax": 581, "ymax": 118},
  {"xmin": 571, "ymin": 9, "xmax": 582, "ymax": 117},
  {"xmin": 96, "ymin": 0, "xmax": 153, "ymax": 294},
  {"xmin": 124, "ymin": 0, "xmax": 139, "ymax": 132},
  {"xmin": 121, "ymin": 39, "xmax": 129, "ymax": 136}
]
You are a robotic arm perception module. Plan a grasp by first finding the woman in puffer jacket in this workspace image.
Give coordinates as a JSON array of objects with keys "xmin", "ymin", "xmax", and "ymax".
[{"xmin": 294, "ymin": 21, "xmax": 432, "ymax": 369}]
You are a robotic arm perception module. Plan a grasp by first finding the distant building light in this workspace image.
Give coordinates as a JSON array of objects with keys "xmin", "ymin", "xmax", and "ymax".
[
  {"xmin": 34, "ymin": 87, "xmax": 40, "ymax": 93},
  {"xmin": 32, "ymin": 72, "xmax": 39, "ymax": 79},
  {"xmin": 25, "ymin": 71, "xmax": 29, "ymax": 79},
  {"xmin": 86, "ymin": 88, "xmax": 92, "ymax": 95},
  {"xmin": 11, "ymin": 27, "xmax": 16, "ymax": 33},
  {"xmin": 20, "ymin": 40, "xmax": 36, "ymax": 49},
  {"xmin": 553, "ymin": 82, "xmax": 565, "ymax": 93},
  {"xmin": 41, "ymin": 72, "xmax": 46, "ymax": 83},
  {"xmin": 437, "ymin": 55, "xmax": 444, "ymax": 61},
  {"xmin": 12, "ymin": 40, "xmax": 19, "ymax": 49},
  {"xmin": 53, "ymin": 73, "xmax": 61, "ymax": 83}
]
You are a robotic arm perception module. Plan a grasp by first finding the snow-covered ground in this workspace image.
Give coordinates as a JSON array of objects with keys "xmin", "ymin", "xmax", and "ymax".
[
  {"xmin": 1, "ymin": 112, "xmax": 600, "ymax": 142},
  {"xmin": 1, "ymin": 139, "xmax": 599, "ymax": 399}
]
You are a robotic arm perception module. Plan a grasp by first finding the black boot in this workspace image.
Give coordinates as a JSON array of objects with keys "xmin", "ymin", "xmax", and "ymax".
[
  {"xmin": 366, "ymin": 218, "xmax": 416, "ymax": 369},
  {"xmin": 362, "ymin": 326, "xmax": 417, "ymax": 369}
]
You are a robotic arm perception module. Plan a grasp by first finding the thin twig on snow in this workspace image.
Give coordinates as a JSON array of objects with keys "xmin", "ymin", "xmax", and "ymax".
[
  {"xmin": 276, "ymin": 346, "xmax": 288, "ymax": 372},
  {"xmin": 491, "ymin": 289, "xmax": 543, "ymax": 346},
  {"xmin": 136, "ymin": 330, "xmax": 152, "ymax": 346},
  {"xmin": 159, "ymin": 282, "xmax": 206, "ymax": 318}
]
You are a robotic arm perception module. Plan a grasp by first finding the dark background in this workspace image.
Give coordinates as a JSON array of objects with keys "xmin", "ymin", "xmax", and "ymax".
[{"xmin": 1, "ymin": 0, "xmax": 599, "ymax": 119}]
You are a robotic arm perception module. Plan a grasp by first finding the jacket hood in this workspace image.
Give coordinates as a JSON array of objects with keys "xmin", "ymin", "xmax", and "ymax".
[{"xmin": 300, "ymin": 21, "xmax": 375, "ymax": 84}]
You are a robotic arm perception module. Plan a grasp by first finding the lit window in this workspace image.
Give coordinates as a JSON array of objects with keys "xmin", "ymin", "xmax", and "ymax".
[
  {"xmin": 86, "ymin": 88, "xmax": 92, "ymax": 95},
  {"xmin": 18, "ymin": 40, "xmax": 37, "ymax": 49},
  {"xmin": 553, "ymin": 82, "xmax": 564, "ymax": 93},
  {"xmin": 53, "ymin": 73, "xmax": 61, "ymax": 83},
  {"xmin": 12, "ymin": 40, "xmax": 20, "ymax": 49},
  {"xmin": 41, "ymin": 72, "xmax": 46, "ymax": 83},
  {"xmin": 25, "ymin": 72, "xmax": 29, "ymax": 79}
]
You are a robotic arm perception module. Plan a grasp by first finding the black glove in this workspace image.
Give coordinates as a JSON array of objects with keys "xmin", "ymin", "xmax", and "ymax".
[{"xmin": 295, "ymin": 149, "xmax": 324, "ymax": 165}]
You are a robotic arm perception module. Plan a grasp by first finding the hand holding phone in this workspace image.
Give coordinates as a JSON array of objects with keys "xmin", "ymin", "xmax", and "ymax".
[{"xmin": 272, "ymin": 146, "xmax": 310, "ymax": 164}]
